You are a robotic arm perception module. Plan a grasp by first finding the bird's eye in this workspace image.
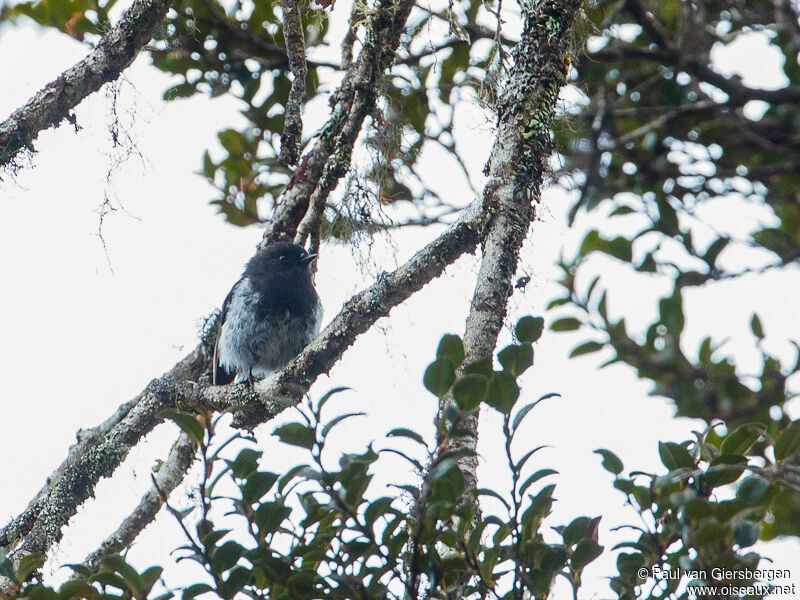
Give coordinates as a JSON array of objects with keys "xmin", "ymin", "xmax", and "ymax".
[
  {"xmin": 279, "ymin": 255, "xmax": 288, "ymax": 261},
  {"xmin": 300, "ymin": 251, "xmax": 307, "ymax": 258}
]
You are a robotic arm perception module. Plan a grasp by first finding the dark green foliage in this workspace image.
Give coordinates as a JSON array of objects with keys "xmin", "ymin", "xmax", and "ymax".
[
  {"xmin": 542, "ymin": 2, "xmax": 800, "ymax": 593},
  {"xmin": 600, "ymin": 419, "xmax": 800, "ymax": 599},
  {"xmin": 7, "ymin": 326, "xmax": 600, "ymax": 600}
]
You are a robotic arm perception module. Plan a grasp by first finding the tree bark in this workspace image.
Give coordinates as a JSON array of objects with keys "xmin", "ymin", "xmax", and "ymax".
[
  {"xmin": 0, "ymin": 0, "xmax": 172, "ymax": 168},
  {"xmin": 441, "ymin": 0, "xmax": 582, "ymax": 520}
]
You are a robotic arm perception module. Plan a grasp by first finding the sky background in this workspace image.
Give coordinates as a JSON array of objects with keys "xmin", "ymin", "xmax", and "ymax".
[{"xmin": 1, "ymin": 5, "xmax": 799, "ymax": 598}]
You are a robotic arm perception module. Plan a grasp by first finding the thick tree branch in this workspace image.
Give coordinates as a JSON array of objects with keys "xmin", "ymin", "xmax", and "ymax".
[
  {"xmin": 589, "ymin": 45, "xmax": 800, "ymax": 108},
  {"xmin": 442, "ymin": 0, "xmax": 581, "ymax": 512},
  {"xmin": 0, "ymin": 0, "xmax": 172, "ymax": 168},
  {"xmin": 0, "ymin": 346, "xmax": 206, "ymax": 551}
]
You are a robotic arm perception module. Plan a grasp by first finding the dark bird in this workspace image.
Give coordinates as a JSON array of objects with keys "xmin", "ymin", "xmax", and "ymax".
[{"xmin": 213, "ymin": 242, "xmax": 323, "ymax": 385}]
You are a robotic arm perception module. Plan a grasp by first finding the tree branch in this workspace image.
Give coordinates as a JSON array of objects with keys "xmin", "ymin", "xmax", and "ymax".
[
  {"xmin": 279, "ymin": 0, "xmax": 308, "ymax": 166},
  {"xmin": 0, "ymin": 0, "xmax": 173, "ymax": 169},
  {"xmin": 83, "ymin": 433, "xmax": 197, "ymax": 567},
  {"xmin": 440, "ymin": 0, "xmax": 581, "ymax": 514},
  {"xmin": 0, "ymin": 346, "xmax": 207, "ymax": 551},
  {"xmin": 261, "ymin": 0, "xmax": 416, "ymax": 245}
]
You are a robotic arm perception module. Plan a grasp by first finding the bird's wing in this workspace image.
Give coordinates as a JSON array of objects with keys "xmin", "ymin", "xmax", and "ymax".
[{"xmin": 212, "ymin": 280, "xmax": 238, "ymax": 385}]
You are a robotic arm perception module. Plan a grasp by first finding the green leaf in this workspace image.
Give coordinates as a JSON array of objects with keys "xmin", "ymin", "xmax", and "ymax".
[
  {"xmin": 516, "ymin": 316, "xmax": 545, "ymax": 343},
  {"xmin": 605, "ymin": 236, "xmax": 633, "ymax": 261},
  {"xmin": 519, "ymin": 468, "xmax": 558, "ymax": 497},
  {"xmin": 241, "ymin": 471, "xmax": 279, "ymax": 504},
  {"xmin": 571, "ymin": 539, "xmax": 603, "ymax": 570},
  {"xmin": 695, "ymin": 520, "xmax": 729, "ymax": 545},
  {"xmin": 163, "ymin": 81, "xmax": 196, "ymax": 100},
  {"xmin": 58, "ymin": 580, "xmax": 98, "ymax": 598},
  {"xmin": 221, "ymin": 566, "xmax": 251, "ymax": 598},
  {"xmin": 737, "ymin": 476, "xmax": 770, "ymax": 502},
  {"xmin": 218, "ymin": 129, "xmax": 245, "ymax": 154},
  {"xmin": 476, "ymin": 488, "xmax": 511, "ymax": 511},
  {"xmin": 273, "ymin": 423, "xmax": 316, "ymax": 450},
  {"xmin": 485, "ymin": 371, "xmax": 519, "ymax": 414},
  {"xmin": 594, "ymin": 449, "xmax": 623, "ymax": 475},
  {"xmin": 658, "ymin": 441, "xmax": 694, "ymax": 470},
  {"xmin": 515, "ymin": 445, "xmax": 550, "ymax": 472},
  {"xmin": 721, "ymin": 423, "xmax": 764, "ymax": 455},
  {"xmin": 610, "ymin": 205, "xmax": 636, "ymax": 216},
  {"xmin": 316, "ymin": 386, "xmax": 352, "ymax": 413},
  {"xmin": 750, "ymin": 314, "xmax": 765, "ymax": 339},
  {"xmin": 321, "ymin": 412, "xmax": 366, "ymax": 438},
  {"xmin": 387, "ymin": 428, "xmax": 427, "ymax": 445},
  {"xmin": 775, "ymin": 421, "xmax": 800, "ymax": 460},
  {"xmin": 211, "ymin": 541, "xmax": 245, "ymax": 574},
  {"xmin": 550, "ymin": 317, "xmax": 582, "ymax": 332},
  {"xmin": 102, "ymin": 555, "xmax": 142, "ymax": 594},
  {"xmin": 705, "ymin": 454, "xmax": 747, "ymax": 487},
  {"xmin": 462, "ymin": 358, "xmax": 493, "ymax": 377},
  {"xmin": 569, "ymin": 340, "xmax": 605, "ymax": 357},
  {"xmin": 733, "ymin": 521, "xmax": 761, "ymax": 547},
  {"xmin": 162, "ymin": 410, "xmax": 205, "ymax": 444},
  {"xmin": 17, "ymin": 553, "xmax": 45, "ymax": 581},
  {"xmin": 228, "ymin": 448, "xmax": 262, "ymax": 479},
  {"xmin": 703, "ymin": 237, "xmax": 729, "ymax": 266},
  {"xmin": 436, "ymin": 334, "xmax": 465, "ymax": 367},
  {"xmin": 0, "ymin": 549, "xmax": 18, "ymax": 585},
  {"xmin": 201, "ymin": 528, "xmax": 231, "ymax": 549},
  {"xmin": 658, "ymin": 290, "xmax": 684, "ymax": 335},
  {"xmin": 139, "ymin": 566, "xmax": 163, "ymax": 596},
  {"xmin": 451, "ymin": 374, "xmax": 488, "ymax": 411},
  {"xmin": 423, "ymin": 358, "xmax": 456, "ymax": 397},
  {"xmin": 562, "ymin": 516, "xmax": 590, "ymax": 546},
  {"xmin": 579, "ymin": 230, "xmax": 602, "ymax": 257},
  {"xmin": 364, "ymin": 497, "xmax": 395, "ymax": 528},
  {"xmin": 497, "ymin": 343, "xmax": 534, "ymax": 376},
  {"xmin": 512, "ymin": 395, "xmax": 558, "ymax": 432},
  {"xmin": 256, "ymin": 502, "xmax": 292, "ymax": 534}
]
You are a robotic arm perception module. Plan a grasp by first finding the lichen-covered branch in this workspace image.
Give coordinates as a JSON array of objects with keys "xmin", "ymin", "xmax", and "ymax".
[
  {"xmin": 83, "ymin": 433, "xmax": 197, "ymax": 567},
  {"xmin": 0, "ymin": 346, "xmax": 206, "ymax": 552},
  {"xmin": 441, "ymin": 0, "xmax": 582, "ymax": 510},
  {"xmin": 0, "ymin": 0, "xmax": 172, "ymax": 169},
  {"xmin": 278, "ymin": 0, "xmax": 308, "ymax": 167},
  {"xmin": 262, "ymin": 0, "xmax": 415, "ymax": 245}
]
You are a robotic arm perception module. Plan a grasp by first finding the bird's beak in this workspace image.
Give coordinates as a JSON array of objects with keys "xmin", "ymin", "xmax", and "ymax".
[{"xmin": 301, "ymin": 253, "xmax": 318, "ymax": 265}]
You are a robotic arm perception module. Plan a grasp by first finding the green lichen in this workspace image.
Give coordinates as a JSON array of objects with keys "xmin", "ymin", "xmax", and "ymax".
[{"xmin": 33, "ymin": 437, "xmax": 130, "ymax": 549}]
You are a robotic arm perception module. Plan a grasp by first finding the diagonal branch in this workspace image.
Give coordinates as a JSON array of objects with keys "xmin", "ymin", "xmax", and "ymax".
[
  {"xmin": 0, "ymin": 346, "xmax": 207, "ymax": 551},
  {"xmin": 83, "ymin": 433, "xmax": 197, "ymax": 567},
  {"xmin": 0, "ymin": 0, "xmax": 173, "ymax": 169},
  {"xmin": 262, "ymin": 0, "xmax": 416, "ymax": 245}
]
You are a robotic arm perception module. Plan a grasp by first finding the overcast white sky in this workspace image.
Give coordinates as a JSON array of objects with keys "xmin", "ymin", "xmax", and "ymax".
[{"xmin": 1, "ymin": 6, "xmax": 799, "ymax": 599}]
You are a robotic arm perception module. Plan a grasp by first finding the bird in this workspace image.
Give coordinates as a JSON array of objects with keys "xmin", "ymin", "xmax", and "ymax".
[{"xmin": 213, "ymin": 242, "xmax": 323, "ymax": 385}]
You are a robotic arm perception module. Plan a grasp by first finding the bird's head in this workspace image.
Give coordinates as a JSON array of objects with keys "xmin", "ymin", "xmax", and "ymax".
[{"xmin": 246, "ymin": 242, "xmax": 317, "ymax": 278}]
